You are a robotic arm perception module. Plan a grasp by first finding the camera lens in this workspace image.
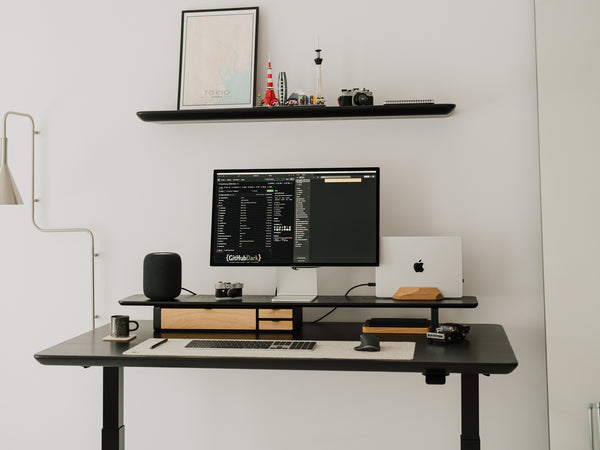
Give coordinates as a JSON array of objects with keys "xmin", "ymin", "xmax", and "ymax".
[{"xmin": 354, "ymin": 92, "xmax": 368, "ymax": 105}]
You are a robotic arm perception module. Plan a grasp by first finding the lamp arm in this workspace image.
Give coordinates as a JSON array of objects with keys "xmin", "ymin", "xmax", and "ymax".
[{"xmin": 3, "ymin": 111, "xmax": 98, "ymax": 328}]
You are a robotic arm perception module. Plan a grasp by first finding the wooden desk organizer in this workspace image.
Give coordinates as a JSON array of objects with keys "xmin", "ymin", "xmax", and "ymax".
[
  {"xmin": 393, "ymin": 287, "xmax": 444, "ymax": 301},
  {"xmin": 156, "ymin": 306, "xmax": 302, "ymax": 332},
  {"xmin": 362, "ymin": 318, "xmax": 431, "ymax": 335}
]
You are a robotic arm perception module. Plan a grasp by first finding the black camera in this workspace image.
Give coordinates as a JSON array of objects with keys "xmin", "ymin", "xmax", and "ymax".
[
  {"xmin": 426, "ymin": 323, "xmax": 471, "ymax": 344},
  {"xmin": 337, "ymin": 88, "xmax": 374, "ymax": 106}
]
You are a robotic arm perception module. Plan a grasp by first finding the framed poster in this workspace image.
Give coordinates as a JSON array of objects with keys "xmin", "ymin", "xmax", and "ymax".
[{"xmin": 177, "ymin": 7, "xmax": 259, "ymax": 110}]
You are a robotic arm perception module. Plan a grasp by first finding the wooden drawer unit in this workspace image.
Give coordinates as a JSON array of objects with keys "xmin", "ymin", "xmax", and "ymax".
[
  {"xmin": 258, "ymin": 309, "xmax": 294, "ymax": 319},
  {"xmin": 258, "ymin": 320, "xmax": 294, "ymax": 331},
  {"xmin": 154, "ymin": 306, "xmax": 302, "ymax": 331},
  {"xmin": 160, "ymin": 308, "xmax": 256, "ymax": 331}
]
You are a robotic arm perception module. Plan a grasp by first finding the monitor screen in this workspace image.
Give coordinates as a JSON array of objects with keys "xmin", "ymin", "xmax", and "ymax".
[{"xmin": 210, "ymin": 168, "xmax": 379, "ymax": 266}]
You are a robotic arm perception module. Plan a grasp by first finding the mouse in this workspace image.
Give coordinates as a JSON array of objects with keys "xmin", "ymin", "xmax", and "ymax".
[{"xmin": 354, "ymin": 333, "xmax": 380, "ymax": 352}]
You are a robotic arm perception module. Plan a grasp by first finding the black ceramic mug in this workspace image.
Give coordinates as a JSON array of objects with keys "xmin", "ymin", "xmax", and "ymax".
[{"xmin": 110, "ymin": 315, "xmax": 139, "ymax": 338}]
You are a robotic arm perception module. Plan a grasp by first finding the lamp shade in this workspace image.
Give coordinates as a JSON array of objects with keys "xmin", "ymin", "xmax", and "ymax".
[{"xmin": 0, "ymin": 162, "xmax": 23, "ymax": 205}]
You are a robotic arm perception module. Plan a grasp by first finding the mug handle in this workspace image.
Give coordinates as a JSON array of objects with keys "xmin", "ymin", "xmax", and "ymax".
[{"xmin": 129, "ymin": 320, "xmax": 139, "ymax": 332}]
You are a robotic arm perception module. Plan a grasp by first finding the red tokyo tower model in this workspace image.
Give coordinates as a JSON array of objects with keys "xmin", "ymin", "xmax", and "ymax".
[{"xmin": 261, "ymin": 53, "xmax": 279, "ymax": 106}]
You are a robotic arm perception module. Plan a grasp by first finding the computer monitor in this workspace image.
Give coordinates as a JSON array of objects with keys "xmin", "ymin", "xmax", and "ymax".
[{"xmin": 210, "ymin": 168, "xmax": 380, "ymax": 301}]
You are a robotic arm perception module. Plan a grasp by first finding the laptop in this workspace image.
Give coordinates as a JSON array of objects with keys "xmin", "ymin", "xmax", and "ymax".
[{"xmin": 375, "ymin": 236, "xmax": 463, "ymax": 298}]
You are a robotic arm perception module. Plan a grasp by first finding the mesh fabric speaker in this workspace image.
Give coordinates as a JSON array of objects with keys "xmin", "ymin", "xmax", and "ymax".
[{"xmin": 143, "ymin": 252, "xmax": 182, "ymax": 300}]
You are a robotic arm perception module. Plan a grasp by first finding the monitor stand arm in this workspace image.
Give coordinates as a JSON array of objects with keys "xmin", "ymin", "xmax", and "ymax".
[{"xmin": 272, "ymin": 267, "xmax": 317, "ymax": 302}]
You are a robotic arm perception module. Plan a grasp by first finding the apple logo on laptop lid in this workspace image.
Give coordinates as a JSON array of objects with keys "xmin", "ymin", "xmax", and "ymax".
[{"xmin": 413, "ymin": 259, "xmax": 424, "ymax": 273}]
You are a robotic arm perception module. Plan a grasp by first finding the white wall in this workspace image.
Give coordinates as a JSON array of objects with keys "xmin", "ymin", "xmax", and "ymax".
[
  {"xmin": 0, "ymin": 1, "xmax": 547, "ymax": 449},
  {"xmin": 535, "ymin": 0, "xmax": 600, "ymax": 448}
]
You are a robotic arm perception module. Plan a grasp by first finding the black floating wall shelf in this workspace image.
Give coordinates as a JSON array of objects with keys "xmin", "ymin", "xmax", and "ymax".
[{"xmin": 136, "ymin": 104, "xmax": 456, "ymax": 123}]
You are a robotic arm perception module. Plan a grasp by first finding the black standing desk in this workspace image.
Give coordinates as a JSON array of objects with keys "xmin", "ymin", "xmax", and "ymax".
[{"xmin": 34, "ymin": 321, "xmax": 517, "ymax": 450}]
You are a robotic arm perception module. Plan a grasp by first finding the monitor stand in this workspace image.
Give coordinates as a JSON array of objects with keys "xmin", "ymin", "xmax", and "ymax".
[{"xmin": 271, "ymin": 267, "xmax": 317, "ymax": 302}]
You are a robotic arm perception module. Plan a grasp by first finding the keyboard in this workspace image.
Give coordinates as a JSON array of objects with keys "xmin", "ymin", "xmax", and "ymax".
[{"xmin": 185, "ymin": 339, "xmax": 317, "ymax": 350}]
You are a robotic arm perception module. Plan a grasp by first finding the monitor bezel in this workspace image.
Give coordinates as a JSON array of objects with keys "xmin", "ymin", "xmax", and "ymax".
[{"xmin": 210, "ymin": 167, "xmax": 380, "ymax": 267}]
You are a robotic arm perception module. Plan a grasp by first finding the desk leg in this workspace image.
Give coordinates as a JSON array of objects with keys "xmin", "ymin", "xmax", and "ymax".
[
  {"xmin": 102, "ymin": 367, "xmax": 124, "ymax": 450},
  {"xmin": 430, "ymin": 307, "xmax": 439, "ymax": 329},
  {"xmin": 461, "ymin": 374, "xmax": 480, "ymax": 450}
]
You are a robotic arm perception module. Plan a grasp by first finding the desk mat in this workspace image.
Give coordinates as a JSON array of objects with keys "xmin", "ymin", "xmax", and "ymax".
[{"xmin": 124, "ymin": 338, "xmax": 415, "ymax": 361}]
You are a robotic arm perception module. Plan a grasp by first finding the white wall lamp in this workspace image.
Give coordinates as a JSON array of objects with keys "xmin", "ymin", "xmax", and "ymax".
[{"xmin": 0, "ymin": 111, "xmax": 98, "ymax": 328}]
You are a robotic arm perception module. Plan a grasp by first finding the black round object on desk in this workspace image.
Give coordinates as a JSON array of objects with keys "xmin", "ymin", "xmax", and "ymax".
[{"xmin": 143, "ymin": 252, "xmax": 181, "ymax": 300}]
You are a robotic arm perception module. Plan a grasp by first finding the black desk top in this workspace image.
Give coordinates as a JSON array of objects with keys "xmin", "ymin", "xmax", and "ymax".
[
  {"xmin": 34, "ymin": 321, "xmax": 517, "ymax": 375},
  {"xmin": 119, "ymin": 294, "xmax": 478, "ymax": 309}
]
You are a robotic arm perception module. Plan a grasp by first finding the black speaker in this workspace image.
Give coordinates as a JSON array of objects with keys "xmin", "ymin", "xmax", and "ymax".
[{"xmin": 143, "ymin": 252, "xmax": 181, "ymax": 300}]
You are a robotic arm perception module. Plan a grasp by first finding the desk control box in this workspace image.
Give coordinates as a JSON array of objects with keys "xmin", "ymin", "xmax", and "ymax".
[{"xmin": 153, "ymin": 306, "xmax": 302, "ymax": 332}]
